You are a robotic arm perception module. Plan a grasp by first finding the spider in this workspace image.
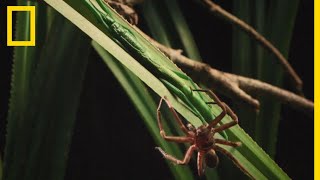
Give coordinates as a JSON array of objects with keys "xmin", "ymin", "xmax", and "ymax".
[{"xmin": 155, "ymin": 89, "xmax": 251, "ymax": 177}]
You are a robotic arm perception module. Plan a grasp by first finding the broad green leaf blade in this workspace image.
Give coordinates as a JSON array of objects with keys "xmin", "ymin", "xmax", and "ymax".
[
  {"xmin": 44, "ymin": 0, "xmax": 290, "ymax": 178},
  {"xmin": 92, "ymin": 41, "xmax": 194, "ymax": 180},
  {"xmin": 4, "ymin": 13, "xmax": 91, "ymax": 180}
]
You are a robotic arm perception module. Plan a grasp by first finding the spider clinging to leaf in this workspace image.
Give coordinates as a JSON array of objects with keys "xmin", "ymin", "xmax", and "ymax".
[{"xmin": 155, "ymin": 89, "xmax": 252, "ymax": 178}]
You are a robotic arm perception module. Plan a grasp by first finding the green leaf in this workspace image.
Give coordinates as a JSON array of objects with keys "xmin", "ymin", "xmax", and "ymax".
[
  {"xmin": 232, "ymin": 0, "xmax": 257, "ymax": 137},
  {"xmin": 4, "ymin": 1, "xmax": 47, "ymax": 179},
  {"xmin": 4, "ymin": 12, "xmax": 91, "ymax": 180},
  {"xmin": 255, "ymin": 0, "xmax": 300, "ymax": 157},
  {"xmin": 163, "ymin": 0, "xmax": 202, "ymax": 60},
  {"xmin": 141, "ymin": 1, "xmax": 219, "ymax": 179},
  {"xmin": 92, "ymin": 41, "xmax": 194, "ymax": 180},
  {"xmin": 140, "ymin": 0, "xmax": 172, "ymax": 46},
  {"xmin": 44, "ymin": 0, "xmax": 290, "ymax": 179},
  {"xmin": 229, "ymin": 2, "xmax": 259, "ymax": 179}
]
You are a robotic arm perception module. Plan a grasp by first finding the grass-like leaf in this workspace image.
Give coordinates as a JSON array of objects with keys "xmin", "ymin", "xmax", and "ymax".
[
  {"xmin": 255, "ymin": 0, "xmax": 300, "ymax": 157},
  {"xmin": 141, "ymin": 1, "xmax": 219, "ymax": 178},
  {"xmin": 163, "ymin": 0, "xmax": 202, "ymax": 60},
  {"xmin": 92, "ymin": 41, "xmax": 194, "ymax": 180},
  {"xmin": 44, "ymin": 0, "xmax": 290, "ymax": 179},
  {"xmin": 230, "ymin": 2, "xmax": 258, "ymax": 179},
  {"xmin": 4, "ymin": 12, "xmax": 91, "ymax": 180},
  {"xmin": 4, "ymin": 1, "xmax": 47, "ymax": 179}
]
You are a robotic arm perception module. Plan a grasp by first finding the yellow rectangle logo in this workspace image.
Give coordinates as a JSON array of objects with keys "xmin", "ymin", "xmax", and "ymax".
[{"xmin": 7, "ymin": 6, "xmax": 36, "ymax": 46}]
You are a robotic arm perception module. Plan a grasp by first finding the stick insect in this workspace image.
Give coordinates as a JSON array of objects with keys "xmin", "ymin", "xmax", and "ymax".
[
  {"xmin": 82, "ymin": 0, "xmax": 250, "ymax": 176},
  {"xmin": 83, "ymin": 0, "xmax": 239, "ymax": 143}
]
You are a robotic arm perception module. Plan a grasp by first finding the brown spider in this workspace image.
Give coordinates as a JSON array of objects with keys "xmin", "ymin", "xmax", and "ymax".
[{"xmin": 155, "ymin": 89, "xmax": 251, "ymax": 177}]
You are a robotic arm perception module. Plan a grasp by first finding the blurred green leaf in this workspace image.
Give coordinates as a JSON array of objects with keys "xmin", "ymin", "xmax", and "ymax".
[
  {"xmin": 42, "ymin": 0, "xmax": 290, "ymax": 179},
  {"xmin": 141, "ymin": 1, "xmax": 218, "ymax": 178},
  {"xmin": 255, "ymin": 0, "xmax": 299, "ymax": 157},
  {"xmin": 227, "ymin": 1, "xmax": 258, "ymax": 179},
  {"xmin": 163, "ymin": 0, "xmax": 202, "ymax": 60},
  {"xmin": 4, "ymin": 12, "xmax": 91, "ymax": 180},
  {"xmin": 4, "ymin": 1, "xmax": 47, "ymax": 179},
  {"xmin": 92, "ymin": 41, "xmax": 194, "ymax": 180}
]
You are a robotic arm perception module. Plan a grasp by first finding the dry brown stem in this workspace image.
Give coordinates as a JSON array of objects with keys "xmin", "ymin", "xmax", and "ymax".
[
  {"xmin": 110, "ymin": 0, "xmax": 313, "ymax": 116},
  {"xmin": 197, "ymin": 0, "xmax": 303, "ymax": 92},
  {"xmin": 138, "ymin": 31, "xmax": 313, "ymax": 116}
]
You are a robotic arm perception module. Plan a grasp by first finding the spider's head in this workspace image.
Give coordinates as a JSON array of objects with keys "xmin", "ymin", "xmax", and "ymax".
[
  {"xmin": 196, "ymin": 125, "xmax": 210, "ymax": 137},
  {"xmin": 187, "ymin": 123, "xmax": 196, "ymax": 132},
  {"xmin": 195, "ymin": 125, "xmax": 215, "ymax": 150}
]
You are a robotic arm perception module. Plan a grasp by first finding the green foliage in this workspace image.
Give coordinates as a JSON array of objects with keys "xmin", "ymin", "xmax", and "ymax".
[
  {"xmin": 255, "ymin": 0, "xmax": 300, "ymax": 157},
  {"xmin": 231, "ymin": 0, "xmax": 300, "ymax": 158},
  {"xmin": 4, "ymin": 1, "xmax": 47, "ymax": 179},
  {"xmin": 141, "ymin": 1, "xmax": 218, "ymax": 178},
  {"xmin": 4, "ymin": 10, "xmax": 91, "ymax": 180},
  {"xmin": 93, "ymin": 42, "xmax": 194, "ymax": 180},
  {"xmin": 44, "ymin": 0, "xmax": 289, "ymax": 179},
  {"xmin": 3, "ymin": 0, "xmax": 301, "ymax": 179}
]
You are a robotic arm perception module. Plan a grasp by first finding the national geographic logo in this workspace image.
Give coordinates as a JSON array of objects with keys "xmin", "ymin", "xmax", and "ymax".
[{"xmin": 7, "ymin": 6, "xmax": 36, "ymax": 46}]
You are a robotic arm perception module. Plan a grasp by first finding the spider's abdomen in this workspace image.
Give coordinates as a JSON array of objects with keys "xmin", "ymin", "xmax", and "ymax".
[{"xmin": 205, "ymin": 150, "xmax": 219, "ymax": 168}]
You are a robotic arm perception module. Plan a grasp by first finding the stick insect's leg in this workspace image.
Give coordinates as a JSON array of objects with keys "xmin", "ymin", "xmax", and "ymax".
[
  {"xmin": 197, "ymin": 151, "xmax": 206, "ymax": 176},
  {"xmin": 215, "ymin": 139, "xmax": 241, "ymax": 147},
  {"xmin": 215, "ymin": 145, "xmax": 254, "ymax": 179},
  {"xmin": 155, "ymin": 145, "xmax": 196, "ymax": 165},
  {"xmin": 192, "ymin": 89, "xmax": 227, "ymax": 129},
  {"xmin": 157, "ymin": 97, "xmax": 190, "ymax": 135},
  {"xmin": 214, "ymin": 103, "xmax": 238, "ymax": 133}
]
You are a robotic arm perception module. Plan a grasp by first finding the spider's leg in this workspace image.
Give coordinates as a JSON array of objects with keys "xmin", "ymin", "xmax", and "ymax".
[
  {"xmin": 207, "ymin": 108, "xmax": 226, "ymax": 129},
  {"xmin": 192, "ymin": 89, "xmax": 227, "ymax": 129},
  {"xmin": 157, "ymin": 97, "xmax": 190, "ymax": 135},
  {"xmin": 192, "ymin": 89, "xmax": 238, "ymax": 131},
  {"xmin": 155, "ymin": 145, "xmax": 196, "ymax": 165},
  {"xmin": 215, "ymin": 139, "xmax": 241, "ymax": 147},
  {"xmin": 214, "ymin": 103, "xmax": 238, "ymax": 133},
  {"xmin": 161, "ymin": 136, "xmax": 193, "ymax": 143},
  {"xmin": 215, "ymin": 145, "xmax": 254, "ymax": 179},
  {"xmin": 197, "ymin": 151, "xmax": 206, "ymax": 176},
  {"xmin": 192, "ymin": 89, "xmax": 225, "ymax": 108}
]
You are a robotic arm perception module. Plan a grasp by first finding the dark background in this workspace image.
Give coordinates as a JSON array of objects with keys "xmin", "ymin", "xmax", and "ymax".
[{"xmin": 0, "ymin": 0, "xmax": 313, "ymax": 179}]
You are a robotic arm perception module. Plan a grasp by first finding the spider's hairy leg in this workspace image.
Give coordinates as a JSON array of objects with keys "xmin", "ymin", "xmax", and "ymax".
[
  {"xmin": 214, "ymin": 103, "xmax": 238, "ymax": 133},
  {"xmin": 157, "ymin": 97, "xmax": 190, "ymax": 135},
  {"xmin": 155, "ymin": 145, "xmax": 196, "ymax": 165},
  {"xmin": 197, "ymin": 152, "xmax": 205, "ymax": 176},
  {"xmin": 215, "ymin": 139, "xmax": 241, "ymax": 147},
  {"xmin": 160, "ymin": 136, "xmax": 193, "ymax": 143},
  {"xmin": 214, "ymin": 145, "xmax": 254, "ymax": 179},
  {"xmin": 192, "ymin": 89, "xmax": 227, "ymax": 129},
  {"xmin": 192, "ymin": 89, "xmax": 224, "ymax": 107}
]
